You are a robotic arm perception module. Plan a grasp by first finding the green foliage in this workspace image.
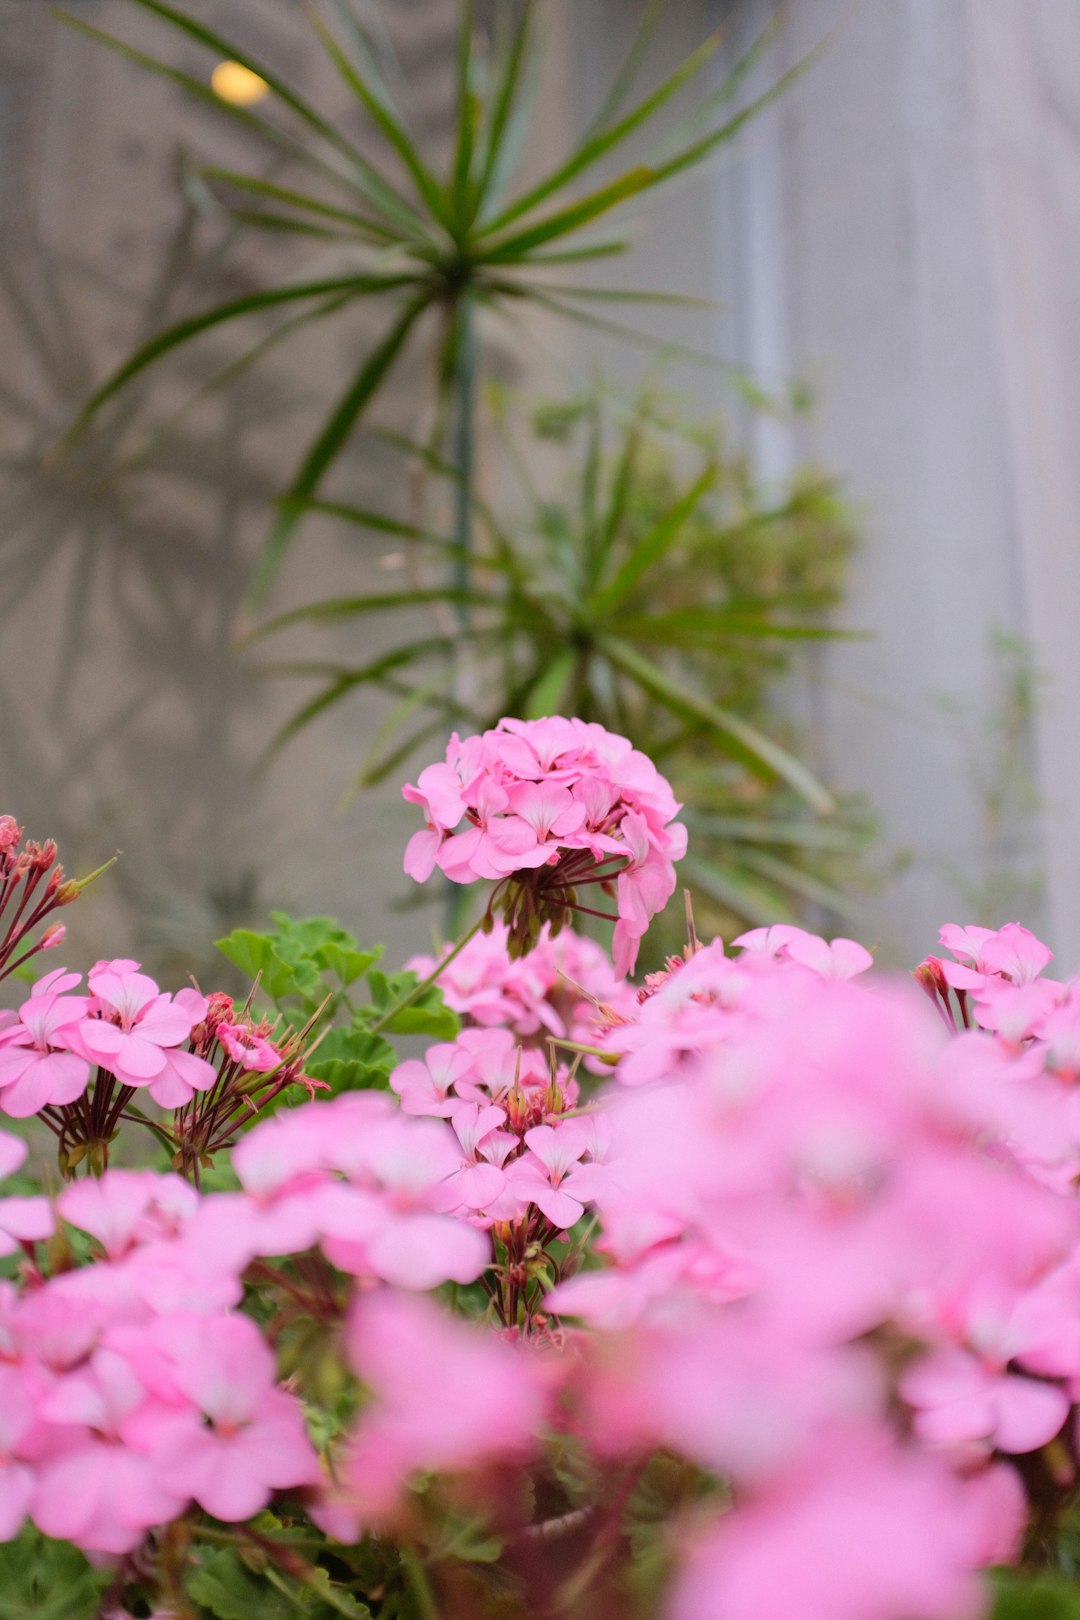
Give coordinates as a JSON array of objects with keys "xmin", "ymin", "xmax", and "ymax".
[
  {"xmin": 188, "ymin": 1541, "xmax": 371, "ymax": 1620},
  {"xmin": 215, "ymin": 912, "xmax": 459, "ymax": 1098},
  {"xmin": 990, "ymin": 1571, "xmax": 1080, "ymax": 1619},
  {"xmin": 217, "ymin": 911, "xmax": 382, "ymax": 1010},
  {"xmin": 60, "ymin": 0, "xmax": 815, "ymax": 601},
  {"xmin": 0, "ymin": 1526, "xmax": 110, "ymax": 1620},
  {"xmin": 258, "ymin": 391, "xmax": 868, "ymax": 940}
]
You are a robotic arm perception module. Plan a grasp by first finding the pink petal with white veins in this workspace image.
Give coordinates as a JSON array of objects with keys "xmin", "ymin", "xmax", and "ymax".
[
  {"xmin": 0, "ymin": 1051, "xmax": 89, "ymax": 1116},
  {"xmin": 0, "ymin": 1049, "xmax": 35, "ymax": 1090},
  {"xmin": 112, "ymin": 1035, "xmax": 168, "ymax": 1082},
  {"xmin": 147, "ymin": 1048, "xmax": 216, "ymax": 1108},
  {"xmin": 404, "ymin": 827, "xmax": 442, "ymax": 881},
  {"xmin": 74, "ymin": 1020, "xmax": 126, "ymax": 1061},
  {"xmin": 136, "ymin": 998, "xmax": 199, "ymax": 1046}
]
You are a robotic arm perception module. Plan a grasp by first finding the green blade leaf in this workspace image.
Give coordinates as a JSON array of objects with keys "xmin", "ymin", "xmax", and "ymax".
[
  {"xmin": 250, "ymin": 292, "xmax": 433, "ymax": 604},
  {"xmin": 246, "ymin": 586, "xmax": 492, "ymax": 642},
  {"xmin": 591, "ymin": 463, "xmax": 716, "ymax": 616},
  {"xmin": 473, "ymin": 0, "xmax": 534, "ymax": 213},
  {"xmin": 346, "ymin": 703, "xmax": 455, "ymax": 799},
  {"xmin": 736, "ymin": 845, "xmax": 868, "ymax": 921},
  {"xmin": 582, "ymin": 0, "xmax": 665, "ymax": 139},
  {"xmin": 257, "ymin": 638, "xmax": 458, "ymax": 766},
  {"xmin": 679, "ymin": 852, "xmax": 790, "ymax": 928},
  {"xmin": 481, "ymin": 169, "xmax": 655, "ymax": 263},
  {"xmin": 599, "ymin": 635, "xmax": 835, "ymax": 813},
  {"xmin": 448, "ymin": 0, "xmax": 478, "ymax": 228},
  {"xmin": 523, "ymin": 649, "xmax": 577, "ymax": 719},
  {"xmin": 217, "ymin": 209, "xmax": 359, "ymax": 241},
  {"xmin": 308, "ymin": 10, "xmax": 451, "ymax": 229},
  {"xmin": 200, "ymin": 167, "xmax": 395, "ymax": 241},
  {"xmin": 684, "ymin": 813, "xmax": 861, "ymax": 851},
  {"xmin": 617, "ymin": 608, "xmax": 856, "ymax": 646},
  {"xmin": 62, "ymin": 273, "xmax": 409, "ymax": 443},
  {"xmin": 523, "ymin": 239, "xmax": 629, "ymax": 265},
  {"xmin": 296, "ymin": 498, "xmax": 462, "ymax": 553},
  {"xmin": 647, "ymin": 46, "xmax": 824, "ymax": 192},
  {"xmin": 479, "ymin": 28, "xmax": 723, "ymax": 237}
]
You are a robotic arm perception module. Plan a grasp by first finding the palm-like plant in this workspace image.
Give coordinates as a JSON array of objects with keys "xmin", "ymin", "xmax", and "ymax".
[
  {"xmin": 251, "ymin": 391, "xmax": 871, "ymax": 937},
  {"xmin": 60, "ymin": 0, "xmax": 807, "ymax": 603}
]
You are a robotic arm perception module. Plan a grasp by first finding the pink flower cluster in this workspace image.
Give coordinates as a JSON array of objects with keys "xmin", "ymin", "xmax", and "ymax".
[
  {"xmin": 543, "ymin": 920, "xmax": 1080, "ymax": 1620},
  {"xmin": 389, "ymin": 1026, "xmax": 610, "ymax": 1230},
  {"xmin": 406, "ymin": 917, "xmax": 635, "ymax": 1052},
  {"xmin": 0, "ymin": 1152, "xmax": 318, "ymax": 1555},
  {"xmin": 0, "ymin": 961, "xmax": 214, "ymax": 1117},
  {"xmin": 402, "ymin": 717, "xmax": 687, "ymax": 973}
]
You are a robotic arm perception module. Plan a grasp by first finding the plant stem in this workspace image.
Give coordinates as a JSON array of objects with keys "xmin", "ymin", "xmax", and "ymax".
[
  {"xmin": 401, "ymin": 1545, "xmax": 439, "ymax": 1620},
  {"xmin": 369, "ymin": 911, "xmax": 486, "ymax": 1034},
  {"xmin": 452, "ymin": 290, "xmax": 476, "ymax": 629}
]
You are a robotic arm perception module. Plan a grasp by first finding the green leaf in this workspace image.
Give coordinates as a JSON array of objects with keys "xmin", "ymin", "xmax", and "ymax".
[
  {"xmin": 581, "ymin": 0, "xmax": 665, "ymax": 139},
  {"xmin": 303, "ymin": 1023, "xmax": 397, "ymax": 1094},
  {"xmin": 307, "ymin": 11, "xmax": 450, "ymax": 229},
  {"xmin": 989, "ymin": 1571, "xmax": 1080, "ymax": 1620},
  {"xmin": 248, "ymin": 588, "xmax": 488, "ymax": 642},
  {"xmin": 684, "ymin": 813, "xmax": 861, "ymax": 852},
  {"xmin": 294, "ymin": 499, "xmax": 461, "ymax": 551},
  {"xmin": 257, "ymin": 639, "xmax": 458, "ymax": 767},
  {"xmin": 64, "ymin": 273, "xmax": 407, "ymax": 442},
  {"xmin": 599, "ymin": 634, "xmax": 835, "ymax": 813},
  {"xmin": 188, "ymin": 1543, "xmax": 371, "ymax": 1619},
  {"xmin": 0, "ymin": 1528, "xmax": 109, "ymax": 1620},
  {"xmin": 364, "ymin": 969, "xmax": 460, "ymax": 1039},
  {"xmin": 524, "ymin": 649, "xmax": 576, "ymax": 718},
  {"xmin": 252, "ymin": 292, "xmax": 434, "ymax": 604},
  {"xmin": 679, "ymin": 853, "xmax": 789, "ymax": 928},
  {"xmin": 590, "ymin": 463, "xmax": 716, "ymax": 616},
  {"xmin": 122, "ymin": 0, "xmax": 367, "ymax": 160},
  {"xmin": 200, "ymin": 168, "xmax": 393, "ymax": 240},
  {"xmin": 472, "ymin": 0, "xmax": 534, "ymax": 214},
  {"xmin": 735, "ymin": 846, "xmax": 869, "ymax": 921},
  {"xmin": 617, "ymin": 608, "xmax": 855, "ymax": 646},
  {"xmin": 646, "ymin": 46, "xmax": 824, "ymax": 192},
  {"xmin": 54, "ymin": 13, "xmax": 368, "ymax": 202},
  {"xmin": 479, "ymin": 27, "xmax": 723, "ymax": 236},
  {"xmin": 215, "ymin": 928, "xmax": 309, "ymax": 1001},
  {"xmin": 267, "ymin": 913, "xmax": 382, "ymax": 987},
  {"xmin": 481, "ymin": 168, "xmax": 654, "ymax": 263}
]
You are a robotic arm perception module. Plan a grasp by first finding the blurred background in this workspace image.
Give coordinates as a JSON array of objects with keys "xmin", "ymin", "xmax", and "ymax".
[{"xmin": 2, "ymin": 0, "xmax": 1076, "ymax": 981}]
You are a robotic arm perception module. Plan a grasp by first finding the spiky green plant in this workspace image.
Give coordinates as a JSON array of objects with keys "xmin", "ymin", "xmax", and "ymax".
[
  {"xmin": 250, "ymin": 389, "xmax": 871, "ymax": 937},
  {"xmin": 60, "ymin": 0, "xmax": 811, "ymax": 606}
]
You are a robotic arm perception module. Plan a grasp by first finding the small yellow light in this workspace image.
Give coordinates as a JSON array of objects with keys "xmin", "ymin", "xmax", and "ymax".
[{"xmin": 210, "ymin": 60, "xmax": 270, "ymax": 107}]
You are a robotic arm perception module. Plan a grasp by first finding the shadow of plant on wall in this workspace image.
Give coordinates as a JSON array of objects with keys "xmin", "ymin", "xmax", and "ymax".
[{"xmin": 0, "ymin": 215, "xmax": 294, "ymax": 980}]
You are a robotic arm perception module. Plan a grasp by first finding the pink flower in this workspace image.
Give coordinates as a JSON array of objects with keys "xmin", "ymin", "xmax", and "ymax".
[
  {"xmin": 507, "ymin": 1119, "xmax": 609, "ymax": 1229},
  {"xmin": 402, "ymin": 719, "xmax": 685, "ymax": 968},
  {"xmin": 70, "ymin": 964, "xmax": 215, "ymax": 1105},
  {"xmin": 901, "ymin": 1347, "xmax": 1068, "ymax": 1454},
  {"xmin": 670, "ymin": 1436, "xmax": 1023, "ymax": 1620},
  {"xmin": 128, "ymin": 1314, "xmax": 321, "ymax": 1522},
  {"xmin": 0, "ymin": 973, "xmax": 89, "ymax": 1117}
]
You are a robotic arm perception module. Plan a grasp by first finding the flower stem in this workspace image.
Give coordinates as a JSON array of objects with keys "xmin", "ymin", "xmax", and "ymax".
[
  {"xmin": 370, "ymin": 912, "xmax": 485, "ymax": 1034},
  {"xmin": 401, "ymin": 1545, "xmax": 438, "ymax": 1620}
]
